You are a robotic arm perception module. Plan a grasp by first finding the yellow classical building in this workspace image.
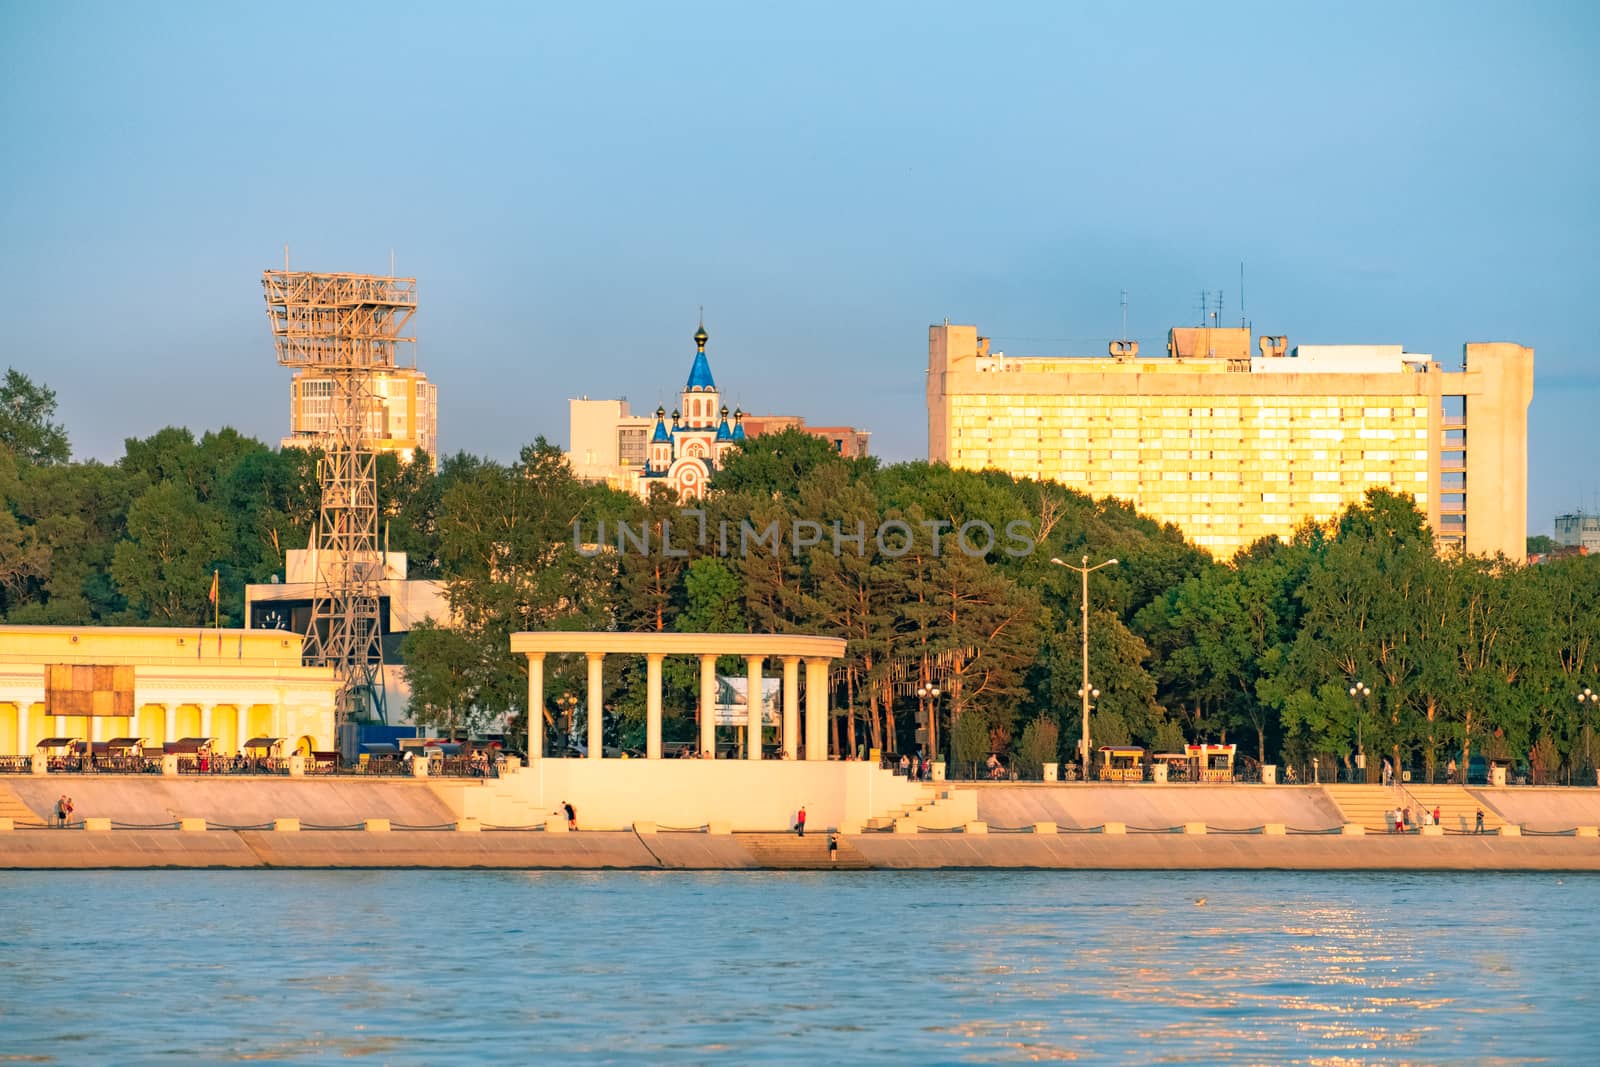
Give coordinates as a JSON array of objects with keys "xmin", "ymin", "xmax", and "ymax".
[
  {"xmin": 0, "ymin": 625, "xmax": 337, "ymax": 756},
  {"xmin": 927, "ymin": 323, "xmax": 1533, "ymax": 560}
]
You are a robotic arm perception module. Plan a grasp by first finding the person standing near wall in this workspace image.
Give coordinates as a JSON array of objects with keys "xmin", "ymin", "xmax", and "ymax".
[{"xmin": 795, "ymin": 805, "xmax": 807, "ymax": 837}]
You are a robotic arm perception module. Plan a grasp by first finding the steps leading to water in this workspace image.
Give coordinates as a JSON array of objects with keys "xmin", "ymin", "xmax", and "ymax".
[
  {"xmin": 1325, "ymin": 784, "xmax": 1503, "ymax": 833},
  {"xmin": 739, "ymin": 832, "xmax": 871, "ymax": 869},
  {"xmin": 866, "ymin": 786, "xmax": 945, "ymax": 829},
  {"xmin": 0, "ymin": 783, "xmax": 46, "ymax": 827}
]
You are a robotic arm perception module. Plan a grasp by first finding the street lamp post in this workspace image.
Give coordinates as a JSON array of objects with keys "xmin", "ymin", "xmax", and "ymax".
[
  {"xmin": 1050, "ymin": 555, "xmax": 1119, "ymax": 784},
  {"xmin": 915, "ymin": 683, "xmax": 941, "ymax": 774},
  {"xmin": 1349, "ymin": 681, "xmax": 1371, "ymax": 782},
  {"xmin": 1579, "ymin": 687, "xmax": 1596, "ymax": 785}
]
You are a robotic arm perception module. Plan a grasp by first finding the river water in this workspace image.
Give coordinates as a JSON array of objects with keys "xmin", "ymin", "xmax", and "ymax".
[{"xmin": 1, "ymin": 869, "xmax": 1593, "ymax": 1063}]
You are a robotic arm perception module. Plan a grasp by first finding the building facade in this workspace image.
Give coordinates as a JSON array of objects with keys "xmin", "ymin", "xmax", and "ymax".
[
  {"xmin": 281, "ymin": 366, "xmax": 438, "ymax": 467},
  {"xmin": 927, "ymin": 323, "xmax": 1533, "ymax": 560},
  {"xmin": 0, "ymin": 625, "xmax": 338, "ymax": 756}
]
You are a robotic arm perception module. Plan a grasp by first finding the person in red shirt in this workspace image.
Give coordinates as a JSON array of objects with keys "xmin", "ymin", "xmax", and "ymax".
[{"xmin": 795, "ymin": 805, "xmax": 807, "ymax": 837}]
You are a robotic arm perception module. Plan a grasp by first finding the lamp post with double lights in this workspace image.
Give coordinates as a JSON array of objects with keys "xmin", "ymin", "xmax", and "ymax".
[
  {"xmin": 1349, "ymin": 681, "xmax": 1371, "ymax": 782},
  {"xmin": 557, "ymin": 692, "xmax": 579, "ymax": 755},
  {"xmin": 1050, "ymin": 555, "xmax": 1119, "ymax": 784}
]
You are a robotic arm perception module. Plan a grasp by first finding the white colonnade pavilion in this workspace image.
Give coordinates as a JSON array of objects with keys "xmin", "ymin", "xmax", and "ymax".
[{"xmin": 509, "ymin": 632, "xmax": 845, "ymax": 761}]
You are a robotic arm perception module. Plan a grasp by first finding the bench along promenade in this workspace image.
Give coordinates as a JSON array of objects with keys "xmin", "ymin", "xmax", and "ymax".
[{"xmin": 4, "ymin": 775, "xmax": 1600, "ymax": 871}]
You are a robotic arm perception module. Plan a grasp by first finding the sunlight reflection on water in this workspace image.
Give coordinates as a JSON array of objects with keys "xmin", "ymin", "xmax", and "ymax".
[{"xmin": 0, "ymin": 869, "xmax": 1592, "ymax": 1063}]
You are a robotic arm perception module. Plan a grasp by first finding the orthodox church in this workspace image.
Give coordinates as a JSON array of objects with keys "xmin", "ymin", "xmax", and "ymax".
[{"xmin": 639, "ymin": 320, "xmax": 745, "ymax": 499}]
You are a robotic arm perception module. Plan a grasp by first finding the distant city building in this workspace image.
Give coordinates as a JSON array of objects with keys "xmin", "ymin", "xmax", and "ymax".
[
  {"xmin": 1554, "ymin": 512, "xmax": 1600, "ymax": 553},
  {"xmin": 566, "ymin": 322, "xmax": 871, "ymax": 497},
  {"xmin": 739, "ymin": 415, "xmax": 871, "ymax": 458},
  {"xmin": 927, "ymin": 323, "xmax": 1533, "ymax": 560},
  {"xmin": 281, "ymin": 366, "xmax": 438, "ymax": 467}
]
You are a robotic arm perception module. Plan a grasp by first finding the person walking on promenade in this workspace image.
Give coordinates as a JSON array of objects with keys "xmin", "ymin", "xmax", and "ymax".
[
  {"xmin": 1385, "ymin": 808, "xmax": 1395, "ymax": 834},
  {"xmin": 1392, "ymin": 808, "xmax": 1403, "ymax": 834},
  {"xmin": 1475, "ymin": 808, "xmax": 1485, "ymax": 834},
  {"xmin": 1382, "ymin": 758, "xmax": 1393, "ymax": 787},
  {"xmin": 54, "ymin": 795, "xmax": 66, "ymax": 829},
  {"xmin": 1447, "ymin": 758, "xmax": 1458, "ymax": 784},
  {"xmin": 1433, "ymin": 805, "xmax": 1442, "ymax": 828},
  {"xmin": 64, "ymin": 796, "xmax": 75, "ymax": 827},
  {"xmin": 795, "ymin": 805, "xmax": 807, "ymax": 837},
  {"xmin": 898, "ymin": 754, "xmax": 910, "ymax": 777},
  {"xmin": 562, "ymin": 801, "xmax": 577, "ymax": 831},
  {"xmin": 827, "ymin": 833, "xmax": 838, "ymax": 862},
  {"xmin": 1403, "ymin": 806, "xmax": 1413, "ymax": 833}
]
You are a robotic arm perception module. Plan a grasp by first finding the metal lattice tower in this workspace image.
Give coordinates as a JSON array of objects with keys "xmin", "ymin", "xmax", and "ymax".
[{"xmin": 262, "ymin": 270, "xmax": 417, "ymax": 733}]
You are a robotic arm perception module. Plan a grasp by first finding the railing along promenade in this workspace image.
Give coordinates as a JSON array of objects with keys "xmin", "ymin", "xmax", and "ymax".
[{"xmin": 0, "ymin": 755, "xmax": 504, "ymax": 780}]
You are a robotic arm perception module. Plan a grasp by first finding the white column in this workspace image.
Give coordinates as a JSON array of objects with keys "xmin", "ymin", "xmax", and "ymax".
[
  {"xmin": 699, "ymin": 654, "xmax": 717, "ymax": 759},
  {"xmin": 782, "ymin": 657, "xmax": 800, "ymax": 760},
  {"xmin": 236, "ymin": 706, "xmax": 250, "ymax": 752},
  {"xmin": 646, "ymin": 653, "xmax": 664, "ymax": 760},
  {"xmin": 745, "ymin": 656, "xmax": 764, "ymax": 760},
  {"xmin": 91, "ymin": 717, "xmax": 107, "ymax": 743},
  {"xmin": 805, "ymin": 658, "xmax": 829, "ymax": 761},
  {"xmin": 17, "ymin": 704, "xmax": 30, "ymax": 754},
  {"xmin": 585, "ymin": 652, "xmax": 604, "ymax": 759},
  {"xmin": 54, "ymin": 715, "xmax": 65, "ymax": 738},
  {"xmin": 200, "ymin": 706, "xmax": 214, "ymax": 740},
  {"xmin": 164, "ymin": 706, "xmax": 177, "ymax": 746},
  {"xmin": 526, "ymin": 654, "xmax": 545, "ymax": 762}
]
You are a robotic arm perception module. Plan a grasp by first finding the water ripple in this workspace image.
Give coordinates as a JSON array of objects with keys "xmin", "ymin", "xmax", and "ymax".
[{"xmin": 0, "ymin": 869, "xmax": 1593, "ymax": 1063}]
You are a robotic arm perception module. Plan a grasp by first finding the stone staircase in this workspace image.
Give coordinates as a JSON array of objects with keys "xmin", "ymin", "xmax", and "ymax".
[
  {"xmin": 0, "ymin": 782, "xmax": 46, "ymax": 827},
  {"xmin": 866, "ymin": 785, "xmax": 940, "ymax": 829},
  {"xmin": 1324, "ymin": 784, "xmax": 1504, "ymax": 833},
  {"xmin": 739, "ymin": 832, "xmax": 872, "ymax": 869},
  {"xmin": 1399, "ymin": 784, "xmax": 1505, "ymax": 834}
]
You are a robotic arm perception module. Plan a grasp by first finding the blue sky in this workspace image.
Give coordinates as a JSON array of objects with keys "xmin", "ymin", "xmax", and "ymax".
[{"xmin": 2, "ymin": 1, "xmax": 1596, "ymax": 533}]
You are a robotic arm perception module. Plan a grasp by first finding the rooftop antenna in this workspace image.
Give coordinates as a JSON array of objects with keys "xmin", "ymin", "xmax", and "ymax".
[
  {"xmin": 1120, "ymin": 289, "xmax": 1129, "ymax": 342},
  {"xmin": 1197, "ymin": 290, "xmax": 1209, "ymax": 327},
  {"xmin": 1212, "ymin": 290, "xmax": 1225, "ymax": 327},
  {"xmin": 1240, "ymin": 261, "xmax": 1247, "ymax": 328},
  {"xmin": 284, "ymin": 244, "xmax": 290, "ymax": 271}
]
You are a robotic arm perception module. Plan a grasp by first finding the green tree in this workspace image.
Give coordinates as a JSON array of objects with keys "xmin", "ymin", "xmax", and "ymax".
[
  {"xmin": 111, "ymin": 482, "xmax": 232, "ymax": 624},
  {"xmin": 404, "ymin": 440, "xmax": 615, "ymax": 734},
  {"xmin": 1014, "ymin": 717, "xmax": 1060, "ymax": 778},
  {"xmin": 0, "ymin": 368, "xmax": 70, "ymax": 465}
]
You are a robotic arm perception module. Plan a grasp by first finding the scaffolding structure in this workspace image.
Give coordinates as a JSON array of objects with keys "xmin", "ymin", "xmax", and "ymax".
[{"xmin": 262, "ymin": 270, "xmax": 417, "ymax": 732}]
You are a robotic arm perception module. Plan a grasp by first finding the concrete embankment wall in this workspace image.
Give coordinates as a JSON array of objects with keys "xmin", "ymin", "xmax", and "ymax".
[
  {"xmin": 968, "ymin": 784, "xmax": 1346, "ymax": 830},
  {"xmin": 495, "ymin": 760, "xmax": 931, "ymax": 831},
  {"xmin": 4, "ymin": 828, "xmax": 1600, "ymax": 872},
  {"xmin": 1470, "ymin": 788, "xmax": 1600, "ymax": 832},
  {"xmin": 7, "ymin": 777, "xmax": 459, "ymax": 827}
]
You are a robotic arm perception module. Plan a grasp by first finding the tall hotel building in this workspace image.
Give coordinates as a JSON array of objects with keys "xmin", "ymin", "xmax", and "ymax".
[
  {"xmin": 281, "ymin": 366, "xmax": 439, "ymax": 468},
  {"xmin": 927, "ymin": 323, "xmax": 1532, "ymax": 560}
]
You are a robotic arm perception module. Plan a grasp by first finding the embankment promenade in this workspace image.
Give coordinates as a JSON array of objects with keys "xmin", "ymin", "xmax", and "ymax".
[{"xmin": 4, "ymin": 776, "xmax": 1600, "ymax": 871}]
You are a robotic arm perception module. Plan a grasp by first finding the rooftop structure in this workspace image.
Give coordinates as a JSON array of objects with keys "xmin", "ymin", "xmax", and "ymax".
[{"xmin": 1553, "ymin": 512, "xmax": 1600, "ymax": 553}]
